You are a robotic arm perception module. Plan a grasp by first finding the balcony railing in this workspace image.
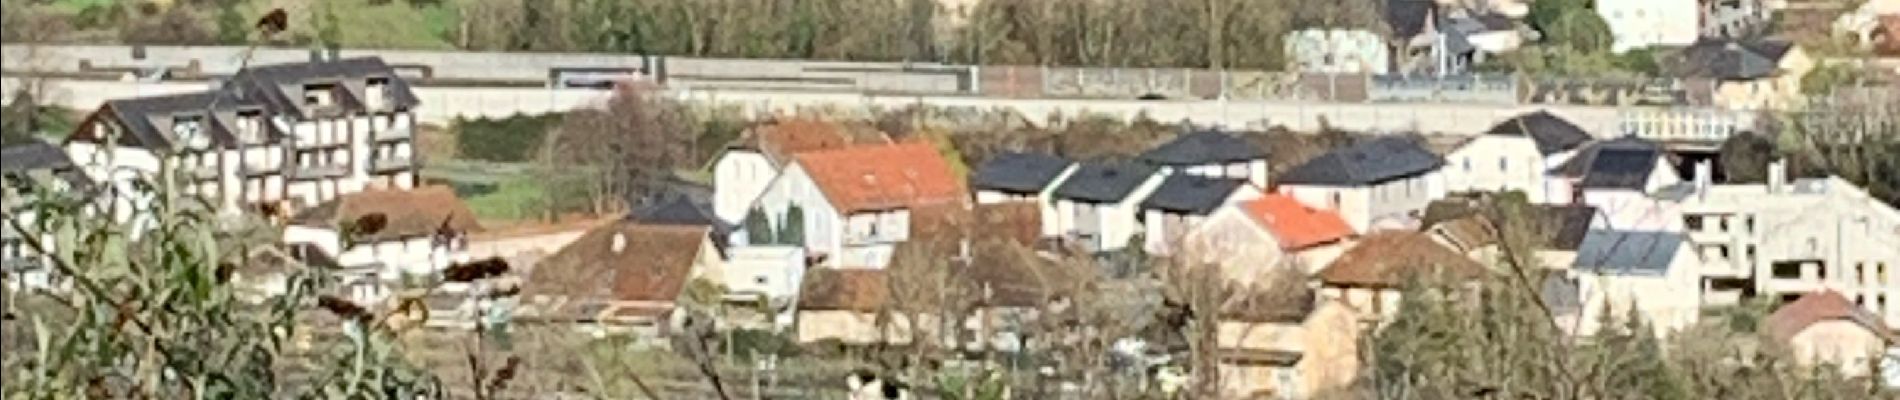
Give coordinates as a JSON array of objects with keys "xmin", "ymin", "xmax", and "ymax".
[
  {"xmin": 183, "ymin": 165, "xmax": 222, "ymax": 181},
  {"xmin": 288, "ymin": 164, "xmax": 349, "ymax": 180},
  {"xmin": 369, "ymin": 157, "xmax": 414, "ymax": 173},
  {"xmin": 240, "ymin": 163, "xmax": 281, "ymax": 177},
  {"xmin": 372, "ymin": 127, "xmax": 412, "ymax": 142}
]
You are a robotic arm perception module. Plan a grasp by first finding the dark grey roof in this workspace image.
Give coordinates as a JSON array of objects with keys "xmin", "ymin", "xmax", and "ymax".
[
  {"xmin": 1573, "ymin": 230, "xmax": 1686, "ymax": 275},
  {"xmin": 972, "ymin": 152, "xmax": 1072, "ymax": 194},
  {"xmin": 1578, "ymin": 148, "xmax": 1663, "ymax": 190},
  {"xmin": 1673, "ymin": 39, "xmax": 1795, "ymax": 80},
  {"xmin": 1, "ymin": 140, "xmax": 75, "ymax": 173},
  {"xmin": 1, "ymin": 140, "xmax": 94, "ymax": 190},
  {"xmin": 1486, "ymin": 110, "xmax": 1593, "ymax": 155},
  {"xmin": 1053, "ymin": 162, "xmax": 1160, "ymax": 203},
  {"xmin": 1551, "ymin": 137, "xmax": 1651, "ymax": 176},
  {"xmin": 100, "ymin": 91, "xmax": 256, "ymax": 149},
  {"xmin": 1386, "ymin": 0, "xmax": 1436, "ymax": 39},
  {"xmin": 630, "ymin": 194, "xmax": 727, "ymax": 230},
  {"xmin": 1419, "ymin": 197, "xmax": 1597, "ymax": 251},
  {"xmin": 227, "ymin": 57, "xmax": 420, "ymax": 119},
  {"xmin": 1138, "ymin": 131, "xmax": 1266, "ymax": 166},
  {"xmin": 1278, "ymin": 136, "xmax": 1444, "ymax": 186},
  {"xmin": 1139, "ymin": 175, "xmax": 1246, "ymax": 215}
]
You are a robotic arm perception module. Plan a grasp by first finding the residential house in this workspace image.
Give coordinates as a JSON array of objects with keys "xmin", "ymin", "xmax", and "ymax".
[
  {"xmin": 1185, "ymin": 194, "xmax": 1357, "ymax": 281},
  {"xmin": 522, "ymin": 223, "xmax": 725, "ymax": 338},
  {"xmin": 1420, "ymin": 194, "xmax": 1598, "ymax": 269},
  {"xmin": 1765, "ymin": 290, "xmax": 1898, "ymax": 378},
  {"xmin": 1675, "ymin": 161, "xmax": 1900, "ymax": 325},
  {"xmin": 1443, "ymin": 110, "xmax": 1595, "ymax": 204},
  {"xmin": 1546, "ymin": 136, "xmax": 1683, "ymax": 229},
  {"xmin": 1703, "ymin": 0, "xmax": 1775, "ymax": 39},
  {"xmin": 748, "ymin": 142, "xmax": 962, "ymax": 268},
  {"xmin": 1137, "ymin": 130, "xmax": 1270, "ymax": 188},
  {"xmin": 796, "ymin": 268, "xmax": 905, "ymax": 345},
  {"xmin": 1556, "ymin": 230, "xmax": 1704, "ymax": 337},
  {"xmin": 1049, "ymin": 162, "xmax": 1166, "ymax": 253},
  {"xmin": 1671, "ymin": 39, "xmax": 1814, "ymax": 110},
  {"xmin": 1140, "ymin": 175, "xmax": 1259, "ymax": 256},
  {"xmin": 720, "ymin": 246, "xmax": 807, "ymax": 329},
  {"xmin": 2, "ymin": 139, "xmax": 95, "ymax": 290},
  {"xmin": 1285, "ymin": 29, "xmax": 1391, "ymax": 74},
  {"xmin": 1315, "ymin": 232, "xmax": 1486, "ymax": 322},
  {"xmin": 1217, "ymin": 296, "xmax": 1363, "ymax": 400},
  {"xmin": 712, "ymin": 118, "xmax": 886, "ymax": 225},
  {"xmin": 970, "ymin": 151, "xmax": 1076, "ymax": 237},
  {"xmin": 284, "ymin": 186, "xmax": 480, "ymax": 305},
  {"xmin": 1278, "ymin": 136, "xmax": 1445, "ymax": 233},
  {"xmin": 66, "ymin": 57, "xmax": 423, "ymax": 217},
  {"xmin": 1597, "ymin": 0, "xmax": 1702, "ymax": 52}
]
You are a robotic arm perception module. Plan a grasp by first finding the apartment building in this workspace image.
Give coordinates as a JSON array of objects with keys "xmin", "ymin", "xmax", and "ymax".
[
  {"xmin": 1676, "ymin": 162, "xmax": 1900, "ymax": 327},
  {"xmin": 64, "ymin": 57, "xmax": 422, "ymax": 217}
]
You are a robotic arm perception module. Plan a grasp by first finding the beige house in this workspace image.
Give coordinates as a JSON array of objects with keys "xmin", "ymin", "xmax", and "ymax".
[
  {"xmin": 521, "ymin": 223, "xmax": 724, "ymax": 339},
  {"xmin": 1672, "ymin": 39, "xmax": 1813, "ymax": 110},
  {"xmin": 1316, "ymin": 232, "xmax": 1486, "ymax": 322},
  {"xmin": 1766, "ymin": 290, "xmax": 1899, "ymax": 379},
  {"xmin": 795, "ymin": 268, "xmax": 923, "ymax": 345},
  {"xmin": 1217, "ymin": 296, "xmax": 1364, "ymax": 399},
  {"xmin": 1420, "ymin": 194, "xmax": 1598, "ymax": 270},
  {"xmin": 1183, "ymin": 194, "xmax": 1357, "ymax": 282}
]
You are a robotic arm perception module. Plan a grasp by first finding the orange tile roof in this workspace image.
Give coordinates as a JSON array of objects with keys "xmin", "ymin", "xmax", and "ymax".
[
  {"xmin": 1317, "ymin": 232, "xmax": 1484, "ymax": 288},
  {"xmin": 1241, "ymin": 194, "xmax": 1355, "ymax": 250},
  {"xmin": 1765, "ymin": 290, "xmax": 1897, "ymax": 344},
  {"xmin": 793, "ymin": 143, "xmax": 964, "ymax": 214}
]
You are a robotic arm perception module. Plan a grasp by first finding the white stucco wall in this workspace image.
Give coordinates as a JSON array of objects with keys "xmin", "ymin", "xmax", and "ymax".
[
  {"xmin": 1442, "ymin": 136, "xmax": 1554, "ymax": 203},
  {"xmin": 751, "ymin": 164, "xmax": 853, "ymax": 267},
  {"xmin": 1598, "ymin": 0, "xmax": 1702, "ymax": 52},
  {"xmin": 713, "ymin": 151, "xmax": 776, "ymax": 225},
  {"xmin": 1283, "ymin": 172, "xmax": 1437, "ymax": 233},
  {"xmin": 1570, "ymin": 242, "xmax": 1704, "ymax": 337},
  {"xmin": 1790, "ymin": 320, "xmax": 1891, "ymax": 378}
]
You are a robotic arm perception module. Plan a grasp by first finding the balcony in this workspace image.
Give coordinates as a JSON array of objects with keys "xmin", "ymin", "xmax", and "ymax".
[
  {"xmin": 369, "ymin": 157, "xmax": 414, "ymax": 173},
  {"xmin": 372, "ymin": 127, "xmax": 412, "ymax": 143},
  {"xmin": 182, "ymin": 165, "xmax": 222, "ymax": 181},
  {"xmin": 292, "ymin": 137, "xmax": 350, "ymax": 150},
  {"xmin": 240, "ymin": 163, "xmax": 281, "ymax": 177},
  {"xmin": 288, "ymin": 164, "xmax": 349, "ymax": 180}
]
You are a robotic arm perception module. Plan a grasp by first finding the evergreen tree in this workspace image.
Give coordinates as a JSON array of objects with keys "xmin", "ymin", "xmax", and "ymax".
[
  {"xmin": 778, "ymin": 205, "xmax": 805, "ymax": 245},
  {"xmin": 744, "ymin": 208, "xmax": 774, "ymax": 246}
]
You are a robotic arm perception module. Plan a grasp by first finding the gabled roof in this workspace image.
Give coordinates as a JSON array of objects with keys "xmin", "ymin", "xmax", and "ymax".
[
  {"xmin": 792, "ymin": 143, "xmax": 963, "ymax": 214},
  {"xmin": 1140, "ymin": 175, "xmax": 1246, "ymax": 215},
  {"xmin": 89, "ymin": 91, "xmax": 260, "ymax": 150},
  {"xmin": 0, "ymin": 140, "xmax": 93, "ymax": 189},
  {"xmin": 1239, "ymin": 194, "xmax": 1356, "ymax": 250},
  {"xmin": 1318, "ymin": 232, "xmax": 1484, "ymax": 287},
  {"xmin": 732, "ymin": 118, "xmax": 880, "ymax": 166},
  {"xmin": 630, "ymin": 194, "xmax": 725, "ymax": 228},
  {"xmin": 1138, "ymin": 131, "xmax": 1266, "ymax": 166},
  {"xmin": 1420, "ymin": 197, "xmax": 1597, "ymax": 251},
  {"xmin": 226, "ymin": 57, "xmax": 419, "ymax": 119},
  {"xmin": 798, "ymin": 268, "xmax": 890, "ymax": 312},
  {"xmin": 1385, "ymin": 0, "xmax": 1437, "ymax": 39},
  {"xmin": 971, "ymin": 152, "xmax": 1073, "ymax": 194},
  {"xmin": 1550, "ymin": 137, "xmax": 1667, "ymax": 190},
  {"xmin": 525, "ymin": 223, "xmax": 712, "ymax": 303},
  {"xmin": 1053, "ymin": 161, "xmax": 1161, "ymax": 203},
  {"xmin": 1278, "ymin": 136, "xmax": 1444, "ymax": 186},
  {"xmin": 1571, "ymin": 230, "xmax": 1686, "ymax": 276},
  {"xmin": 291, "ymin": 186, "xmax": 482, "ymax": 243},
  {"xmin": 1765, "ymin": 290, "xmax": 1897, "ymax": 344},
  {"xmin": 1485, "ymin": 110, "xmax": 1594, "ymax": 155},
  {"xmin": 1672, "ymin": 39, "xmax": 1797, "ymax": 80}
]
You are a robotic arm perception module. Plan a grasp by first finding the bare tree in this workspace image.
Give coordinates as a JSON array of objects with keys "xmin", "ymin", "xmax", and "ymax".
[{"xmin": 543, "ymin": 83, "xmax": 698, "ymax": 214}]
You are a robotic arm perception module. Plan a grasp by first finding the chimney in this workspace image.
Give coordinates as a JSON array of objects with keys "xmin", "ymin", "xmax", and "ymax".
[
  {"xmin": 611, "ymin": 232, "xmax": 627, "ymax": 253},
  {"xmin": 1767, "ymin": 159, "xmax": 1786, "ymax": 194}
]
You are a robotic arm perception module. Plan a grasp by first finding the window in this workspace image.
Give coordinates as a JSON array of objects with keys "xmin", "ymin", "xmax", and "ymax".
[
  {"xmin": 753, "ymin": 275, "xmax": 768, "ymax": 286},
  {"xmin": 1499, "ymin": 157, "xmax": 1508, "ymax": 172},
  {"xmin": 1330, "ymin": 192, "xmax": 1342, "ymax": 209},
  {"xmin": 1463, "ymin": 157, "xmax": 1472, "ymax": 172},
  {"xmin": 1685, "ymin": 215, "xmax": 1703, "ymax": 231}
]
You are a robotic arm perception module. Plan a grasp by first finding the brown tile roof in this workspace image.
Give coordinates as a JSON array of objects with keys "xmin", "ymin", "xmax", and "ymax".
[
  {"xmin": 799, "ymin": 268, "xmax": 890, "ymax": 312},
  {"xmin": 793, "ymin": 142, "xmax": 964, "ymax": 214},
  {"xmin": 1317, "ymin": 232, "xmax": 1486, "ymax": 287},
  {"xmin": 1764, "ymin": 290, "xmax": 1897, "ymax": 344},
  {"xmin": 291, "ymin": 185, "xmax": 481, "ymax": 243},
  {"xmin": 524, "ymin": 223, "xmax": 711, "ymax": 303},
  {"xmin": 739, "ymin": 118, "xmax": 890, "ymax": 165}
]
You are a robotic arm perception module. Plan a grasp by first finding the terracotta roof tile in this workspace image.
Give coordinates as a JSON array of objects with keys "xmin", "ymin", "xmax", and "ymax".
[
  {"xmin": 1764, "ymin": 290, "xmax": 1897, "ymax": 344},
  {"xmin": 799, "ymin": 268, "xmax": 890, "ymax": 312},
  {"xmin": 524, "ymin": 223, "xmax": 711, "ymax": 303},
  {"xmin": 291, "ymin": 186, "xmax": 482, "ymax": 243},
  {"xmin": 1241, "ymin": 194, "xmax": 1355, "ymax": 250},
  {"xmin": 794, "ymin": 143, "xmax": 964, "ymax": 214},
  {"xmin": 740, "ymin": 118, "xmax": 890, "ymax": 165},
  {"xmin": 1317, "ymin": 232, "xmax": 1485, "ymax": 287}
]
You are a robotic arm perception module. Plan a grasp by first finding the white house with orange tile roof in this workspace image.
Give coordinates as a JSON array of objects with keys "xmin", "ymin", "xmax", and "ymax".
[
  {"xmin": 748, "ymin": 142, "xmax": 962, "ymax": 269},
  {"xmin": 1184, "ymin": 194, "xmax": 1358, "ymax": 283}
]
